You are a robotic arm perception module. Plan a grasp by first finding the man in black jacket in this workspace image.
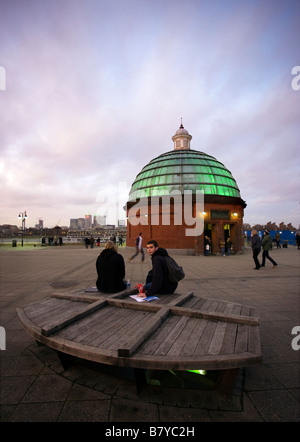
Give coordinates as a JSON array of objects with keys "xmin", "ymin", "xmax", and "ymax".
[
  {"xmin": 251, "ymin": 229, "xmax": 262, "ymax": 270},
  {"xmin": 141, "ymin": 240, "xmax": 177, "ymax": 297}
]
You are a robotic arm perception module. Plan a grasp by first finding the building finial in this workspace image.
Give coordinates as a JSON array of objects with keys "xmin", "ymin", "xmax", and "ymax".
[{"xmin": 172, "ymin": 120, "xmax": 192, "ymax": 150}]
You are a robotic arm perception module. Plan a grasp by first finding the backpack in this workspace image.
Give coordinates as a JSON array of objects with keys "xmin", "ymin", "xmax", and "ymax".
[{"xmin": 165, "ymin": 256, "xmax": 185, "ymax": 283}]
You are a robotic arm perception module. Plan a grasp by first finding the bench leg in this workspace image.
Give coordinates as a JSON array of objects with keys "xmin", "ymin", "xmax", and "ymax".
[
  {"xmin": 57, "ymin": 351, "xmax": 74, "ymax": 370},
  {"xmin": 133, "ymin": 368, "xmax": 147, "ymax": 395},
  {"xmin": 35, "ymin": 340, "xmax": 44, "ymax": 347},
  {"xmin": 215, "ymin": 368, "xmax": 239, "ymax": 398}
]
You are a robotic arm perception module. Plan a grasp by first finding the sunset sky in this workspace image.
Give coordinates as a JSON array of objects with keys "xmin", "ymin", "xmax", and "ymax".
[{"xmin": 1, "ymin": 0, "xmax": 299, "ymax": 228}]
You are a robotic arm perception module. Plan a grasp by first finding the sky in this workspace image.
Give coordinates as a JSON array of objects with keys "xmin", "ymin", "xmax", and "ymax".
[{"xmin": 1, "ymin": 0, "xmax": 299, "ymax": 229}]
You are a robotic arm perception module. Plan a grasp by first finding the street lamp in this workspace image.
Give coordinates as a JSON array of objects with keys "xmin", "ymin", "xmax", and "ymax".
[{"xmin": 18, "ymin": 211, "xmax": 27, "ymax": 247}]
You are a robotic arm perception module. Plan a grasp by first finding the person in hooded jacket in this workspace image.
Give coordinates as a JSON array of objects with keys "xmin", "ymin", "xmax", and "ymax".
[
  {"xmin": 251, "ymin": 229, "xmax": 262, "ymax": 270},
  {"xmin": 261, "ymin": 230, "xmax": 278, "ymax": 268},
  {"xmin": 139, "ymin": 240, "xmax": 177, "ymax": 298},
  {"xmin": 96, "ymin": 241, "xmax": 126, "ymax": 293}
]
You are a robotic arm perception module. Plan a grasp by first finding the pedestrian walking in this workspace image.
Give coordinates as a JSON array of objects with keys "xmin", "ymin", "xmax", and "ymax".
[
  {"xmin": 261, "ymin": 230, "xmax": 278, "ymax": 268},
  {"xmin": 129, "ymin": 232, "xmax": 145, "ymax": 262},
  {"xmin": 251, "ymin": 230, "xmax": 261, "ymax": 270}
]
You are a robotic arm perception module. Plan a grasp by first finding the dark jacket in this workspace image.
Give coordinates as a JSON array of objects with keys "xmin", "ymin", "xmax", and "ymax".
[
  {"xmin": 146, "ymin": 247, "xmax": 177, "ymax": 297},
  {"xmin": 251, "ymin": 235, "xmax": 262, "ymax": 250},
  {"xmin": 262, "ymin": 234, "xmax": 272, "ymax": 251},
  {"xmin": 96, "ymin": 249, "xmax": 126, "ymax": 293}
]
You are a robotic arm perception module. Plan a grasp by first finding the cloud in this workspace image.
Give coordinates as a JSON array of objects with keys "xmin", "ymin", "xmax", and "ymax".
[{"xmin": 0, "ymin": 0, "xmax": 299, "ymax": 228}]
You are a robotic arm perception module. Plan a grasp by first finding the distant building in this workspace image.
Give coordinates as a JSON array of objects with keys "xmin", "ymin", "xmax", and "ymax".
[
  {"xmin": 85, "ymin": 214, "xmax": 92, "ymax": 229},
  {"xmin": 34, "ymin": 219, "xmax": 43, "ymax": 230},
  {"xmin": 78, "ymin": 218, "xmax": 85, "ymax": 229},
  {"xmin": 70, "ymin": 219, "xmax": 78, "ymax": 229}
]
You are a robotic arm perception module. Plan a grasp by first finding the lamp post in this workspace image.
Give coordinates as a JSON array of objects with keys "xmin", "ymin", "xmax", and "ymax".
[{"xmin": 18, "ymin": 211, "xmax": 27, "ymax": 247}]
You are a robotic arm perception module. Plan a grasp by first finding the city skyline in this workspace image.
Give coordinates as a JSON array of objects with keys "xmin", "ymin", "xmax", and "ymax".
[{"xmin": 1, "ymin": 0, "xmax": 299, "ymax": 229}]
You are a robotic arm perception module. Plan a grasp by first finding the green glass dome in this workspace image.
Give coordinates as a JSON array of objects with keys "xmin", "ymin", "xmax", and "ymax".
[{"xmin": 128, "ymin": 149, "xmax": 241, "ymax": 201}]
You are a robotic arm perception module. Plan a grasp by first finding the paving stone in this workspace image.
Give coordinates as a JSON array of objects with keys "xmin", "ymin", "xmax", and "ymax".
[{"xmin": 109, "ymin": 397, "xmax": 159, "ymax": 422}]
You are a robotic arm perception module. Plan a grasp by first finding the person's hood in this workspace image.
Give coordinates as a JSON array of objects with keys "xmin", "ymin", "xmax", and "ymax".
[
  {"xmin": 153, "ymin": 247, "xmax": 169, "ymax": 257},
  {"xmin": 100, "ymin": 249, "xmax": 116, "ymax": 260}
]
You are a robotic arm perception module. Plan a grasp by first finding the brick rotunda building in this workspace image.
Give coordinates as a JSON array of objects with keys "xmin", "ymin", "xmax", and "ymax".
[{"xmin": 126, "ymin": 123, "xmax": 246, "ymax": 255}]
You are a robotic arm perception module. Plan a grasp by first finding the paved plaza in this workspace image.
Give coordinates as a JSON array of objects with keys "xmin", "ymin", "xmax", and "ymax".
[{"xmin": 0, "ymin": 243, "xmax": 299, "ymax": 422}]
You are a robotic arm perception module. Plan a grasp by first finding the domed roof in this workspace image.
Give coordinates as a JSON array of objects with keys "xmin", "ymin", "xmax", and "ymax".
[
  {"xmin": 128, "ymin": 149, "xmax": 241, "ymax": 201},
  {"xmin": 175, "ymin": 126, "xmax": 189, "ymax": 135}
]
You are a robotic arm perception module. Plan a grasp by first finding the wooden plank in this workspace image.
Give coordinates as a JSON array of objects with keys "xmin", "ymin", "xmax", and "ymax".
[
  {"xmin": 25, "ymin": 298, "xmax": 73, "ymax": 319},
  {"xmin": 234, "ymin": 324, "xmax": 249, "ymax": 353},
  {"xmin": 107, "ymin": 297, "xmax": 161, "ymax": 313},
  {"xmin": 110, "ymin": 288, "xmax": 139, "ymax": 299},
  {"xmin": 168, "ymin": 292, "xmax": 193, "ymax": 306},
  {"xmin": 138, "ymin": 315, "xmax": 177, "ymax": 355},
  {"xmin": 196, "ymin": 298, "xmax": 214, "ymax": 312},
  {"xmin": 170, "ymin": 305, "xmax": 259, "ymax": 325},
  {"xmin": 111, "ymin": 311, "xmax": 153, "ymax": 351},
  {"xmin": 118, "ymin": 308, "xmax": 170, "ymax": 357},
  {"xmin": 184, "ymin": 297, "xmax": 204, "ymax": 310},
  {"xmin": 51, "ymin": 288, "xmax": 138, "ymax": 303},
  {"xmin": 248, "ymin": 323, "xmax": 261, "ymax": 357},
  {"xmin": 241, "ymin": 305, "xmax": 250, "ymax": 317},
  {"xmin": 220, "ymin": 323, "xmax": 238, "ymax": 355},
  {"xmin": 32, "ymin": 300, "xmax": 88, "ymax": 328},
  {"xmin": 207, "ymin": 321, "xmax": 228, "ymax": 355},
  {"xmin": 194, "ymin": 320, "xmax": 218, "ymax": 356},
  {"xmin": 208, "ymin": 300, "xmax": 222, "ymax": 312},
  {"xmin": 180, "ymin": 319, "xmax": 208, "ymax": 356},
  {"xmin": 154, "ymin": 315, "xmax": 189, "ymax": 356},
  {"xmin": 216, "ymin": 300, "xmax": 227, "ymax": 313},
  {"xmin": 57, "ymin": 304, "xmax": 116, "ymax": 341},
  {"xmin": 41, "ymin": 299, "xmax": 107, "ymax": 337},
  {"xmin": 166, "ymin": 317, "xmax": 200, "ymax": 357},
  {"xmin": 78, "ymin": 306, "xmax": 133, "ymax": 345},
  {"xmin": 128, "ymin": 350, "xmax": 261, "ymax": 371},
  {"xmin": 17, "ymin": 307, "xmax": 43, "ymax": 336},
  {"xmin": 99, "ymin": 310, "xmax": 150, "ymax": 349},
  {"xmin": 51, "ymin": 292, "xmax": 102, "ymax": 303},
  {"xmin": 232, "ymin": 303, "xmax": 242, "ymax": 315}
]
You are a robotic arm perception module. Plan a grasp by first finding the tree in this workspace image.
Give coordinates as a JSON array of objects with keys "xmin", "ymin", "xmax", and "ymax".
[
  {"xmin": 252, "ymin": 224, "xmax": 264, "ymax": 231},
  {"xmin": 265, "ymin": 221, "xmax": 278, "ymax": 231},
  {"xmin": 246, "ymin": 221, "xmax": 296, "ymax": 231},
  {"xmin": 286, "ymin": 223, "xmax": 296, "ymax": 231}
]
